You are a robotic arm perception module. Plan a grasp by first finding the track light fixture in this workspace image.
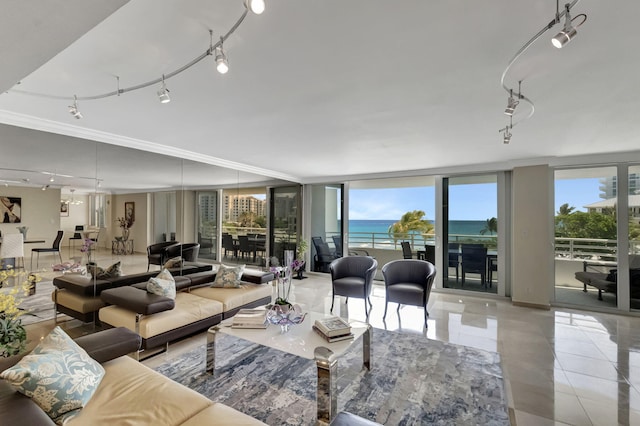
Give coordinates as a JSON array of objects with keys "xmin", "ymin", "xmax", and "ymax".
[
  {"xmin": 68, "ymin": 95, "xmax": 83, "ymax": 119},
  {"xmin": 215, "ymin": 37, "xmax": 229, "ymax": 74},
  {"xmin": 552, "ymin": 3, "xmax": 586, "ymax": 48},
  {"xmin": 503, "ymin": 127, "xmax": 512, "ymax": 145},
  {"xmin": 157, "ymin": 75, "xmax": 170, "ymax": 103},
  {"xmin": 504, "ymin": 89, "xmax": 519, "ymax": 116},
  {"xmin": 245, "ymin": 0, "xmax": 265, "ymax": 15},
  {"xmin": 499, "ymin": 0, "xmax": 587, "ymax": 144}
]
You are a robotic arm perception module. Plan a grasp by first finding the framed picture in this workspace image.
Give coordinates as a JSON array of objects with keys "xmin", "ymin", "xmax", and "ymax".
[
  {"xmin": 125, "ymin": 202, "xmax": 135, "ymax": 224},
  {"xmin": 1, "ymin": 196, "xmax": 21, "ymax": 223},
  {"xmin": 60, "ymin": 201, "xmax": 69, "ymax": 217}
]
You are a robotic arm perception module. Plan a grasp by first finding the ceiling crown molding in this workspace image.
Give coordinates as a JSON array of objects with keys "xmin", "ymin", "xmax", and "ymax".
[{"xmin": 0, "ymin": 109, "xmax": 301, "ymax": 183}]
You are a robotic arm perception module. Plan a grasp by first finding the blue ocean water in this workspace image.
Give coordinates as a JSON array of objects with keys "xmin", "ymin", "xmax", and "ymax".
[{"xmin": 349, "ymin": 219, "xmax": 487, "ymax": 236}]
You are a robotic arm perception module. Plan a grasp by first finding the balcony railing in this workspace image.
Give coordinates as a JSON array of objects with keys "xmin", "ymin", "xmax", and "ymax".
[{"xmin": 322, "ymin": 231, "xmax": 640, "ymax": 262}]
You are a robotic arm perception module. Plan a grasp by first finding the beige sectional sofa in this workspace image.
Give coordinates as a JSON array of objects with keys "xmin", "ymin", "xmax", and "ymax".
[
  {"xmin": 0, "ymin": 327, "xmax": 265, "ymax": 425},
  {"xmin": 98, "ymin": 268, "xmax": 273, "ymax": 353}
]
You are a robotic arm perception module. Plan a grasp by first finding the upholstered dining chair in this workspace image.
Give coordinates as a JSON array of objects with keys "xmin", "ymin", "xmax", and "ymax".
[
  {"xmin": 31, "ymin": 230, "xmax": 64, "ymax": 269},
  {"xmin": 329, "ymin": 255, "xmax": 378, "ymax": 318},
  {"xmin": 382, "ymin": 259, "xmax": 437, "ymax": 326},
  {"xmin": 146, "ymin": 241, "xmax": 180, "ymax": 271},
  {"xmin": 0, "ymin": 233, "xmax": 24, "ymax": 269}
]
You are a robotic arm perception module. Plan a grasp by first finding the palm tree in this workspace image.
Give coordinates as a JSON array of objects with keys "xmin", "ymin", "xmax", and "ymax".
[
  {"xmin": 388, "ymin": 210, "xmax": 434, "ymax": 241},
  {"xmin": 480, "ymin": 217, "xmax": 498, "ymax": 235},
  {"xmin": 557, "ymin": 203, "xmax": 575, "ymax": 216}
]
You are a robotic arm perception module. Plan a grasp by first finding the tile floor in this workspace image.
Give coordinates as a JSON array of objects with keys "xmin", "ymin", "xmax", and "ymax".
[{"xmin": 25, "ymin": 249, "xmax": 640, "ymax": 425}]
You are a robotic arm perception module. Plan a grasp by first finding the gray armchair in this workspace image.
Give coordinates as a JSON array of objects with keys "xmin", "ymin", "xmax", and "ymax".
[
  {"xmin": 329, "ymin": 256, "xmax": 378, "ymax": 318},
  {"xmin": 381, "ymin": 259, "xmax": 437, "ymax": 326}
]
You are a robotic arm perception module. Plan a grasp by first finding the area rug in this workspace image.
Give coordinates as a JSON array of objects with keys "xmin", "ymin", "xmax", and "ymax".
[
  {"xmin": 154, "ymin": 328, "xmax": 509, "ymax": 425},
  {"xmin": 16, "ymin": 280, "xmax": 56, "ymax": 325}
]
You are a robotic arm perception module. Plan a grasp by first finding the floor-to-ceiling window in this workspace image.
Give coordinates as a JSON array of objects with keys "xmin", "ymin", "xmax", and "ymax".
[
  {"xmin": 221, "ymin": 187, "xmax": 267, "ymax": 266},
  {"xmin": 269, "ymin": 186, "xmax": 301, "ymax": 266},
  {"xmin": 196, "ymin": 191, "xmax": 217, "ymax": 261},
  {"xmin": 443, "ymin": 175, "xmax": 498, "ymax": 294},
  {"xmin": 629, "ymin": 165, "xmax": 640, "ymax": 311},
  {"xmin": 554, "ymin": 167, "xmax": 618, "ymax": 309},
  {"xmin": 309, "ymin": 184, "xmax": 343, "ymax": 272},
  {"xmin": 348, "ymin": 177, "xmax": 435, "ymax": 272}
]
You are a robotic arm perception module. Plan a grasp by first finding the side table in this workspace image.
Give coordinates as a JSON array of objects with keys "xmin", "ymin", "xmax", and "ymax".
[{"xmin": 112, "ymin": 239, "xmax": 134, "ymax": 255}]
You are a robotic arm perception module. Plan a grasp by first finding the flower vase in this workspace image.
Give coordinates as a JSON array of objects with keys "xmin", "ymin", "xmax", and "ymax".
[
  {"xmin": 266, "ymin": 303, "xmax": 306, "ymax": 333},
  {"xmin": 121, "ymin": 228, "xmax": 130, "ymax": 241}
]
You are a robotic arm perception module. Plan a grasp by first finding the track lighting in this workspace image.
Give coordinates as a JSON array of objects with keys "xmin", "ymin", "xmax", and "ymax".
[
  {"xmin": 157, "ymin": 75, "xmax": 170, "ymax": 103},
  {"xmin": 245, "ymin": 0, "xmax": 265, "ymax": 15},
  {"xmin": 68, "ymin": 96, "xmax": 83, "ymax": 119},
  {"xmin": 215, "ymin": 38, "xmax": 229, "ymax": 74},
  {"xmin": 41, "ymin": 184, "xmax": 49, "ymax": 191},
  {"xmin": 504, "ymin": 95, "xmax": 519, "ymax": 116},
  {"xmin": 552, "ymin": 3, "xmax": 587, "ymax": 48},
  {"xmin": 503, "ymin": 128, "xmax": 512, "ymax": 145}
]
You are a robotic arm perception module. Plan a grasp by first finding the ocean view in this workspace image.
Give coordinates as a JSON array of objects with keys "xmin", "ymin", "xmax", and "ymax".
[{"xmin": 349, "ymin": 219, "xmax": 488, "ymax": 236}]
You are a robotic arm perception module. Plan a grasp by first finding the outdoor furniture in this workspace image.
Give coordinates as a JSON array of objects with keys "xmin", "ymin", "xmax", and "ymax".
[
  {"xmin": 198, "ymin": 232, "xmax": 214, "ymax": 254},
  {"xmin": 222, "ymin": 233, "xmax": 239, "ymax": 259},
  {"xmin": 146, "ymin": 241, "xmax": 180, "ymax": 271},
  {"xmin": 315, "ymin": 241, "xmax": 339, "ymax": 273},
  {"xmin": 381, "ymin": 259, "xmax": 437, "ymax": 326},
  {"xmin": 332, "ymin": 235, "xmax": 343, "ymax": 257},
  {"xmin": 31, "ymin": 230, "xmax": 64, "ymax": 269},
  {"xmin": 329, "ymin": 256, "xmax": 378, "ymax": 317},
  {"xmin": 448, "ymin": 243, "xmax": 460, "ymax": 282},
  {"xmin": 237, "ymin": 235, "xmax": 252, "ymax": 260},
  {"xmin": 460, "ymin": 244, "xmax": 487, "ymax": 287},
  {"xmin": 401, "ymin": 241, "xmax": 413, "ymax": 259}
]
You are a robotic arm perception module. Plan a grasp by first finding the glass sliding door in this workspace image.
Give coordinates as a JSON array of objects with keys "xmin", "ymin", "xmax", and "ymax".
[
  {"xmin": 269, "ymin": 186, "xmax": 301, "ymax": 266},
  {"xmin": 196, "ymin": 191, "xmax": 217, "ymax": 261},
  {"xmin": 221, "ymin": 187, "xmax": 267, "ymax": 266},
  {"xmin": 309, "ymin": 184, "xmax": 343, "ymax": 272},
  {"xmin": 443, "ymin": 174, "xmax": 498, "ymax": 294},
  {"xmin": 554, "ymin": 167, "xmax": 618, "ymax": 308},
  {"xmin": 629, "ymin": 165, "xmax": 640, "ymax": 311}
]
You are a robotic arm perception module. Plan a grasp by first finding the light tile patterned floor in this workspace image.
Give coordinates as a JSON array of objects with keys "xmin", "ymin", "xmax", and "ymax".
[{"xmin": 27, "ymin": 249, "xmax": 640, "ymax": 425}]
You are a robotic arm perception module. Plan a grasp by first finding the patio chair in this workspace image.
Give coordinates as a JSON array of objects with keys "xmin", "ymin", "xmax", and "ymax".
[
  {"xmin": 330, "ymin": 256, "xmax": 378, "ymax": 318},
  {"xmin": 198, "ymin": 232, "xmax": 214, "ymax": 254},
  {"xmin": 461, "ymin": 244, "xmax": 487, "ymax": 287},
  {"xmin": 382, "ymin": 259, "xmax": 437, "ymax": 326},
  {"xmin": 332, "ymin": 235, "xmax": 343, "ymax": 257},
  {"xmin": 222, "ymin": 233, "xmax": 239, "ymax": 259},
  {"xmin": 314, "ymin": 241, "xmax": 338, "ymax": 273},
  {"xmin": 237, "ymin": 235, "xmax": 252, "ymax": 260},
  {"xmin": 401, "ymin": 241, "xmax": 413, "ymax": 259},
  {"xmin": 448, "ymin": 243, "xmax": 460, "ymax": 283}
]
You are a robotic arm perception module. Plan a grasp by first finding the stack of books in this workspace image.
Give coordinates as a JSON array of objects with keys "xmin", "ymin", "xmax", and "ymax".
[
  {"xmin": 231, "ymin": 308, "xmax": 268, "ymax": 329},
  {"xmin": 312, "ymin": 316, "xmax": 353, "ymax": 342}
]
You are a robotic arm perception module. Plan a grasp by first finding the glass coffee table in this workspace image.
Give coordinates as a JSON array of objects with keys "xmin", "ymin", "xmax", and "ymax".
[{"xmin": 206, "ymin": 311, "xmax": 372, "ymax": 424}]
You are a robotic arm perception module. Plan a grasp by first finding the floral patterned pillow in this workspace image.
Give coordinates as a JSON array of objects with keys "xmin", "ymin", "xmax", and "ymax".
[
  {"xmin": 147, "ymin": 268, "xmax": 176, "ymax": 299},
  {"xmin": 0, "ymin": 326, "xmax": 105, "ymax": 421},
  {"xmin": 212, "ymin": 264, "xmax": 245, "ymax": 288}
]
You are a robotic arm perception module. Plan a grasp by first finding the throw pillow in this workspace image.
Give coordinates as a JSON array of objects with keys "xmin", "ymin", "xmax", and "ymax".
[
  {"xmin": 0, "ymin": 326, "xmax": 105, "ymax": 421},
  {"xmin": 86, "ymin": 261, "xmax": 122, "ymax": 279},
  {"xmin": 147, "ymin": 268, "xmax": 176, "ymax": 299},
  {"xmin": 163, "ymin": 256, "xmax": 183, "ymax": 269},
  {"xmin": 212, "ymin": 264, "xmax": 245, "ymax": 288}
]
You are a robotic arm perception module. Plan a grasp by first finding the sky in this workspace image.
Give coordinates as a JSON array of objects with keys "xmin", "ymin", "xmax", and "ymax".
[{"xmin": 347, "ymin": 178, "xmax": 604, "ymax": 221}]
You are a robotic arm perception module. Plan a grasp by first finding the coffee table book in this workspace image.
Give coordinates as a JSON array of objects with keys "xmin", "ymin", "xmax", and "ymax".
[
  {"xmin": 231, "ymin": 308, "xmax": 268, "ymax": 329},
  {"xmin": 314, "ymin": 316, "xmax": 351, "ymax": 337},
  {"xmin": 312, "ymin": 325, "xmax": 354, "ymax": 343}
]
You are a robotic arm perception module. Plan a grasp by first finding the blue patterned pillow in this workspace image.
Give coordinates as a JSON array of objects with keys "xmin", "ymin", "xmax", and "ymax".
[
  {"xmin": 147, "ymin": 268, "xmax": 176, "ymax": 299},
  {"xmin": 0, "ymin": 326, "xmax": 105, "ymax": 421},
  {"xmin": 212, "ymin": 264, "xmax": 245, "ymax": 288}
]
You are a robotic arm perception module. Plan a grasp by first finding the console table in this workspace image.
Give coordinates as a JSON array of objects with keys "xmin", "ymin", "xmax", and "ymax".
[{"xmin": 112, "ymin": 239, "xmax": 134, "ymax": 255}]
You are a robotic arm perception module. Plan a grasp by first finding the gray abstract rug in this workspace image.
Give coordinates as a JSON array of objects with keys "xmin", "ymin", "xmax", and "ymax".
[
  {"xmin": 154, "ymin": 328, "xmax": 509, "ymax": 425},
  {"xmin": 17, "ymin": 280, "xmax": 56, "ymax": 325}
]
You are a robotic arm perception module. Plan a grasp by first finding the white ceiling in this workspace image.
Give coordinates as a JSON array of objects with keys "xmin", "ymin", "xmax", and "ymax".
[{"xmin": 1, "ymin": 0, "xmax": 639, "ymax": 193}]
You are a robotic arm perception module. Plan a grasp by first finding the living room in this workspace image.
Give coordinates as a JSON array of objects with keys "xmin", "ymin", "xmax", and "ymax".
[{"xmin": 3, "ymin": 1, "xmax": 640, "ymax": 425}]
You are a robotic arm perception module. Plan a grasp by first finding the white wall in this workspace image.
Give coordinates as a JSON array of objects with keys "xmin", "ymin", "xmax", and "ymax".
[{"xmin": 511, "ymin": 165, "xmax": 553, "ymax": 307}]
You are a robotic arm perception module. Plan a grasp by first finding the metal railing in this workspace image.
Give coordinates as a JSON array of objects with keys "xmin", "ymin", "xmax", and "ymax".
[{"xmin": 322, "ymin": 231, "xmax": 639, "ymax": 262}]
